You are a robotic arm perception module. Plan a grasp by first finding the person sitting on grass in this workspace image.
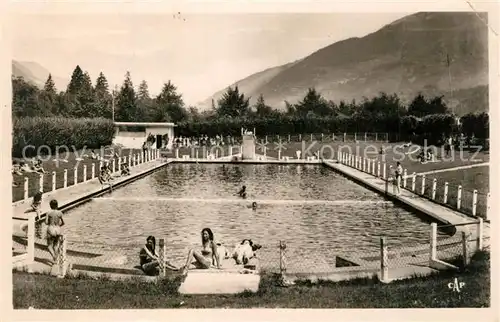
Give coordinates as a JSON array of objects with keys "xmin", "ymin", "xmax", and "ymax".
[
  {"xmin": 98, "ymin": 164, "xmax": 112, "ymax": 184},
  {"xmin": 139, "ymin": 236, "xmax": 179, "ymax": 275},
  {"xmin": 33, "ymin": 158, "xmax": 45, "ymax": 173},
  {"xmin": 181, "ymin": 228, "xmax": 222, "ymax": 275},
  {"xmin": 120, "ymin": 162, "xmax": 130, "ymax": 176},
  {"xmin": 45, "ymin": 199, "xmax": 64, "ymax": 265}
]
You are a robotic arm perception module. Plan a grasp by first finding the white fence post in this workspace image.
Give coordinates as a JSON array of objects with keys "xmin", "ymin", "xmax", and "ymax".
[
  {"xmin": 57, "ymin": 235, "xmax": 68, "ymax": 278},
  {"xmin": 432, "ymin": 178, "xmax": 437, "ymax": 200},
  {"xmin": 26, "ymin": 214, "xmax": 35, "ymax": 272},
  {"xmin": 472, "ymin": 190, "xmax": 478, "ymax": 217},
  {"xmin": 364, "ymin": 132, "xmax": 367, "ymax": 142},
  {"xmin": 377, "ymin": 162, "xmax": 381, "ymax": 177},
  {"xmin": 477, "ymin": 218, "xmax": 483, "ymax": 251},
  {"xmin": 63, "ymin": 169, "xmax": 68, "ymax": 188},
  {"xmin": 430, "ymin": 223, "xmax": 437, "ymax": 261},
  {"xmin": 487, "ymin": 192, "xmax": 490, "ymax": 220},
  {"xmin": 444, "ymin": 182, "xmax": 449, "ymax": 204},
  {"xmin": 38, "ymin": 174, "xmax": 44, "ymax": 193},
  {"xmin": 380, "ymin": 237, "xmax": 388, "ymax": 283},
  {"xmin": 83, "ymin": 165, "xmax": 87, "ymax": 182},
  {"xmin": 23, "ymin": 177, "xmax": 29, "ymax": 200},
  {"xmin": 411, "ymin": 173, "xmax": 416, "ymax": 192},
  {"xmin": 51, "ymin": 171, "xmax": 56, "ymax": 191},
  {"xmin": 159, "ymin": 238, "xmax": 166, "ymax": 278},
  {"xmin": 403, "ymin": 169, "xmax": 407, "ymax": 188},
  {"xmin": 462, "ymin": 232, "xmax": 469, "ymax": 267},
  {"xmin": 421, "ymin": 175, "xmax": 426, "ymax": 195},
  {"xmin": 73, "ymin": 167, "xmax": 78, "ymax": 185},
  {"xmin": 383, "ymin": 163, "xmax": 387, "ymax": 179},
  {"xmin": 457, "ymin": 185, "xmax": 462, "ymax": 210}
]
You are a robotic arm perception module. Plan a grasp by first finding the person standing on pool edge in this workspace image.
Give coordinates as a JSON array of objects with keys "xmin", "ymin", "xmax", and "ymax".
[
  {"xmin": 395, "ymin": 161, "xmax": 403, "ymax": 195},
  {"xmin": 45, "ymin": 199, "xmax": 65, "ymax": 265}
]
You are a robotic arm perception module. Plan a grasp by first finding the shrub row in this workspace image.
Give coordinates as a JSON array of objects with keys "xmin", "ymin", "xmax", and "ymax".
[
  {"xmin": 12, "ymin": 117, "xmax": 115, "ymax": 158},
  {"xmin": 176, "ymin": 113, "xmax": 471, "ymax": 144}
]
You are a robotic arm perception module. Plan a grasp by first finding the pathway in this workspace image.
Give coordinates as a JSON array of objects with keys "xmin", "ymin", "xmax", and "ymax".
[{"xmin": 416, "ymin": 162, "xmax": 489, "ymax": 176}]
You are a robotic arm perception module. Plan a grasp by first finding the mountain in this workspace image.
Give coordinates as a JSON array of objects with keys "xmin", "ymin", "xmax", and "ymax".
[
  {"xmin": 12, "ymin": 60, "xmax": 68, "ymax": 92},
  {"xmin": 200, "ymin": 12, "xmax": 489, "ymax": 115}
]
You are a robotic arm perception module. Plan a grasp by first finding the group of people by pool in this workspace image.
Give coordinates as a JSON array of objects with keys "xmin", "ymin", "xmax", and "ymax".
[
  {"xmin": 139, "ymin": 228, "xmax": 221, "ymax": 276},
  {"xmin": 139, "ymin": 186, "xmax": 259, "ymax": 276}
]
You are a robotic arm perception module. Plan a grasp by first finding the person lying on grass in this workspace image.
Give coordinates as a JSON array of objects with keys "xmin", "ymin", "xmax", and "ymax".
[
  {"xmin": 12, "ymin": 161, "xmax": 23, "ymax": 176},
  {"xmin": 181, "ymin": 228, "xmax": 222, "ymax": 275},
  {"xmin": 19, "ymin": 162, "xmax": 34, "ymax": 173},
  {"xmin": 139, "ymin": 236, "xmax": 179, "ymax": 275}
]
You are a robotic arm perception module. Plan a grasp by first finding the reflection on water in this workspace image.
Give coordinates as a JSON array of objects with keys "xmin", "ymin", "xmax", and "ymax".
[{"xmin": 63, "ymin": 164, "xmax": 432, "ymax": 269}]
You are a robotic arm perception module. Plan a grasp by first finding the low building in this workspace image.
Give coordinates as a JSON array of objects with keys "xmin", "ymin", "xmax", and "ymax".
[{"xmin": 113, "ymin": 122, "xmax": 176, "ymax": 149}]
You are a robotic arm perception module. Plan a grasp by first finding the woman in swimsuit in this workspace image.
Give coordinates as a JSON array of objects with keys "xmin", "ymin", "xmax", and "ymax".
[
  {"xmin": 139, "ymin": 236, "xmax": 178, "ymax": 275},
  {"xmin": 45, "ymin": 199, "xmax": 64, "ymax": 264},
  {"xmin": 181, "ymin": 228, "xmax": 221, "ymax": 275}
]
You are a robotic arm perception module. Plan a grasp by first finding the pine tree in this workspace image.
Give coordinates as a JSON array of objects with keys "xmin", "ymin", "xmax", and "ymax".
[
  {"xmin": 94, "ymin": 72, "xmax": 112, "ymax": 118},
  {"xmin": 137, "ymin": 80, "xmax": 154, "ymax": 121},
  {"xmin": 115, "ymin": 71, "xmax": 138, "ymax": 122},
  {"xmin": 38, "ymin": 74, "xmax": 58, "ymax": 115},
  {"xmin": 216, "ymin": 86, "xmax": 250, "ymax": 117},
  {"xmin": 154, "ymin": 81, "xmax": 187, "ymax": 122},
  {"xmin": 67, "ymin": 65, "xmax": 85, "ymax": 95},
  {"xmin": 295, "ymin": 88, "xmax": 331, "ymax": 117},
  {"xmin": 254, "ymin": 94, "xmax": 273, "ymax": 117}
]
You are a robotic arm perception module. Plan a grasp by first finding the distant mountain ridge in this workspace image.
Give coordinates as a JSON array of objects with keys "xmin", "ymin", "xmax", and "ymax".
[
  {"xmin": 200, "ymin": 12, "xmax": 489, "ymax": 115},
  {"xmin": 12, "ymin": 60, "xmax": 68, "ymax": 92}
]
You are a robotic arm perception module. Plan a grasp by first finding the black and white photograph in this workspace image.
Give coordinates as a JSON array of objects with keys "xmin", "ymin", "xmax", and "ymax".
[{"xmin": 5, "ymin": 0, "xmax": 497, "ymax": 317}]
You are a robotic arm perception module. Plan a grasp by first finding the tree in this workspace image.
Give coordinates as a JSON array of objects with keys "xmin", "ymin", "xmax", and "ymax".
[
  {"xmin": 94, "ymin": 72, "xmax": 112, "ymax": 118},
  {"xmin": 216, "ymin": 86, "xmax": 250, "ymax": 118},
  {"xmin": 38, "ymin": 74, "xmax": 58, "ymax": 115},
  {"xmin": 408, "ymin": 93, "xmax": 449, "ymax": 117},
  {"xmin": 136, "ymin": 80, "xmax": 154, "ymax": 121},
  {"xmin": 66, "ymin": 65, "xmax": 85, "ymax": 95},
  {"xmin": 11, "ymin": 76, "xmax": 41, "ymax": 117},
  {"xmin": 154, "ymin": 81, "xmax": 187, "ymax": 123},
  {"xmin": 115, "ymin": 71, "xmax": 138, "ymax": 122},
  {"xmin": 295, "ymin": 88, "xmax": 332, "ymax": 117},
  {"xmin": 254, "ymin": 94, "xmax": 273, "ymax": 118}
]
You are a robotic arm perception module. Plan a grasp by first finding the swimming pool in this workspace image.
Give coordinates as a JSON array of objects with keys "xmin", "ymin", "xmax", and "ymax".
[{"xmin": 63, "ymin": 163, "xmax": 433, "ymax": 272}]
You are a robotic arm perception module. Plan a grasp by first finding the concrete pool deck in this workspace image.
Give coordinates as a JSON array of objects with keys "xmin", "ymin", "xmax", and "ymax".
[{"xmin": 12, "ymin": 156, "xmax": 490, "ymax": 292}]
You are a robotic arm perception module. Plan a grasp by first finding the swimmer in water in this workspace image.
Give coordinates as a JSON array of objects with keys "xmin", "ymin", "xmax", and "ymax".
[
  {"xmin": 247, "ymin": 201, "xmax": 257, "ymax": 210},
  {"xmin": 237, "ymin": 185, "xmax": 247, "ymax": 198}
]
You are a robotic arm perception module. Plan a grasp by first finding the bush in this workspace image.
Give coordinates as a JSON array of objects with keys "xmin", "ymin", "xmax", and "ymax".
[{"xmin": 12, "ymin": 116, "xmax": 115, "ymax": 157}]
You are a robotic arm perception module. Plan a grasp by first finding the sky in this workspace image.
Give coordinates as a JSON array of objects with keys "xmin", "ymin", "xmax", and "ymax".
[{"xmin": 11, "ymin": 13, "xmax": 412, "ymax": 106}]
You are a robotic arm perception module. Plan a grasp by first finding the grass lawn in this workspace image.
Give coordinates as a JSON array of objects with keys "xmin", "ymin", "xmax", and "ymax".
[
  {"xmin": 12, "ymin": 147, "xmax": 143, "ymax": 202},
  {"xmin": 13, "ymin": 251, "xmax": 490, "ymax": 309}
]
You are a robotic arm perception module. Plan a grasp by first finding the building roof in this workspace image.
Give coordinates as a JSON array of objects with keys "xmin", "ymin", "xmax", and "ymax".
[{"xmin": 114, "ymin": 122, "xmax": 176, "ymax": 127}]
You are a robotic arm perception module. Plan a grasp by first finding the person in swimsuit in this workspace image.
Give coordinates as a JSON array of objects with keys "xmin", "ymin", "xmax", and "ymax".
[
  {"xmin": 181, "ymin": 228, "xmax": 221, "ymax": 275},
  {"xmin": 237, "ymin": 186, "xmax": 247, "ymax": 198},
  {"xmin": 45, "ymin": 199, "xmax": 65, "ymax": 264},
  {"xmin": 139, "ymin": 236, "xmax": 178, "ymax": 275},
  {"xmin": 247, "ymin": 201, "xmax": 257, "ymax": 210}
]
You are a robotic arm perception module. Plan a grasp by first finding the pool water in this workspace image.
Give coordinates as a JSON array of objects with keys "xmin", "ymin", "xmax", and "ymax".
[{"xmin": 63, "ymin": 163, "xmax": 433, "ymax": 272}]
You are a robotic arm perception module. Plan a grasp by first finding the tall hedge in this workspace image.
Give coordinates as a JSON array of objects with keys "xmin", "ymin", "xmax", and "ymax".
[{"xmin": 12, "ymin": 117, "xmax": 115, "ymax": 157}]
